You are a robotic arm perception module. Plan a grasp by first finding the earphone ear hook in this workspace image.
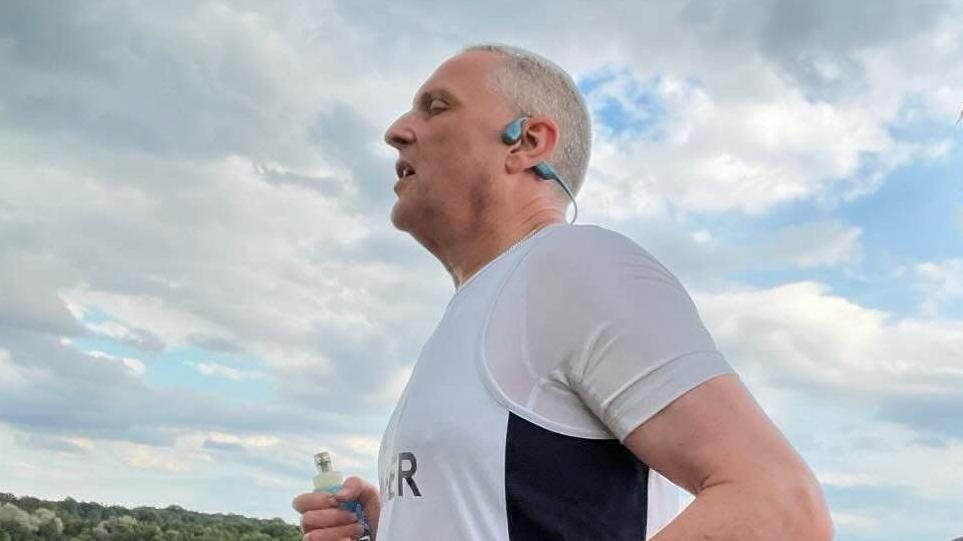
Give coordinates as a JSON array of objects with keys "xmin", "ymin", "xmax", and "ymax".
[
  {"xmin": 501, "ymin": 116, "xmax": 526, "ymax": 145},
  {"xmin": 500, "ymin": 116, "xmax": 579, "ymax": 224}
]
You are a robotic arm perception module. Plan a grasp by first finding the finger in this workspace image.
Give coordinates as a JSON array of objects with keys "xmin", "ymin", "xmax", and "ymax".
[
  {"xmin": 333, "ymin": 476, "xmax": 364, "ymax": 501},
  {"xmin": 292, "ymin": 492, "xmax": 338, "ymax": 513},
  {"xmin": 348, "ymin": 477, "xmax": 377, "ymax": 508},
  {"xmin": 302, "ymin": 521, "xmax": 364, "ymax": 541},
  {"xmin": 301, "ymin": 508, "xmax": 359, "ymax": 531}
]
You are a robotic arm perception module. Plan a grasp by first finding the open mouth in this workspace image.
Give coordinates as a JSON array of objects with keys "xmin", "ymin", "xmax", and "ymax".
[{"xmin": 395, "ymin": 159, "xmax": 416, "ymax": 180}]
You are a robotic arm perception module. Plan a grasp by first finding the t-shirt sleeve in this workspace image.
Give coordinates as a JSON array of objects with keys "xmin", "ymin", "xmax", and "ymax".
[{"xmin": 525, "ymin": 226, "xmax": 734, "ymax": 442}]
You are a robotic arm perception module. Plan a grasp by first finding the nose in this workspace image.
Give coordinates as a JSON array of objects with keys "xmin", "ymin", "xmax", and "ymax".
[{"xmin": 384, "ymin": 112, "xmax": 415, "ymax": 150}]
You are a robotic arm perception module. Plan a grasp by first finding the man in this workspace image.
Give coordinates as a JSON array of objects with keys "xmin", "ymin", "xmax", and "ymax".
[{"xmin": 293, "ymin": 43, "xmax": 833, "ymax": 540}]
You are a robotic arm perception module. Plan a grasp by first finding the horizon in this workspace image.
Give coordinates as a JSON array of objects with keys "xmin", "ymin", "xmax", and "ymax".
[{"xmin": 1, "ymin": 491, "xmax": 294, "ymax": 522}]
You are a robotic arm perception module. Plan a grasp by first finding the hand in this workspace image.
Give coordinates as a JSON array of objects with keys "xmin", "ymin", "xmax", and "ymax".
[{"xmin": 293, "ymin": 476, "xmax": 381, "ymax": 541}]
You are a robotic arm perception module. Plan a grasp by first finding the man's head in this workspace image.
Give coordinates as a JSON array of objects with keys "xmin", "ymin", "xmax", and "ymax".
[{"xmin": 383, "ymin": 44, "xmax": 591, "ymax": 242}]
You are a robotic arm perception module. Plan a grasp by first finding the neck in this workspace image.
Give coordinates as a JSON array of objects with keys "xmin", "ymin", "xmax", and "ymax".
[{"xmin": 439, "ymin": 207, "xmax": 566, "ymax": 290}]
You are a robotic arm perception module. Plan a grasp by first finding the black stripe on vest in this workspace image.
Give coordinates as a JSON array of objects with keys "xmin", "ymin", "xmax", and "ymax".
[{"xmin": 505, "ymin": 412, "xmax": 649, "ymax": 540}]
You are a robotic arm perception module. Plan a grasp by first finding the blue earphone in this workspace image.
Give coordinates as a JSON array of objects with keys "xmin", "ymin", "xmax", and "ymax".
[{"xmin": 500, "ymin": 116, "xmax": 578, "ymax": 224}]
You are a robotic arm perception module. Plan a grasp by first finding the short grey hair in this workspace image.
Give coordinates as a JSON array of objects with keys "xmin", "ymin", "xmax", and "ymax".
[{"xmin": 459, "ymin": 43, "xmax": 592, "ymax": 204}]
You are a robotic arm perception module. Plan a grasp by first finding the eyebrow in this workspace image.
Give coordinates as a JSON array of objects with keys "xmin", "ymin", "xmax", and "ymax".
[{"xmin": 413, "ymin": 88, "xmax": 460, "ymax": 110}]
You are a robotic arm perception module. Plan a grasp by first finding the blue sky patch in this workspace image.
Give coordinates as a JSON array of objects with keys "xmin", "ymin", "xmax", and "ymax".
[
  {"xmin": 577, "ymin": 67, "xmax": 667, "ymax": 140},
  {"xmin": 70, "ymin": 330, "xmax": 274, "ymax": 404}
]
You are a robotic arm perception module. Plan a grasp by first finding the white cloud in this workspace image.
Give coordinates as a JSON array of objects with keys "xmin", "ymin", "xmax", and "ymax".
[
  {"xmin": 85, "ymin": 321, "xmax": 135, "ymax": 341},
  {"xmin": 695, "ymin": 280, "xmax": 963, "ymax": 395},
  {"xmin": 691, "ymin": 229, "xmax": 713, "ymax": 245},
  {"xmin": 62, "ymin": 286, "xmax": 228, "ymax": 350},
  {"xmin": 0, "ymin": 348, "xmax": 27, "ymax": 387},
  {"xmin": 755, "ymin": 221, "xmax": 863, "ymax": 270},
  {"xmin": 177, "ymin": 430, "xmax": 280, "ymax": 450},
  {"xmin": 188, "ymin": 362, "xmax": 265, "ymax": 382},
  {"xmin": 86, "ymin": 350, "xmax": 147, "ymax": 377},
  {"xmin": 82, "ymin": 319, "xmax": 163, "ymax": 351},
  {"xmin": 913, "ymin": 258, "xmax": 963, "ymax": 319},
  {"xmin": 115, "ymin": 442, "xmax": 190, "ymax": 473},
  {"xmin": 606, "ymin": 218, "xmax": 865, "ymax": 292},
  {"xmin": 342, "ymin": 436, "xmax": 380, "ymax": 458},
  {"xmin": 831, "ymin": 511, "xmax": 878, "ymax": 530},
  {"xmin": 67, "ymin": 437, "xmax": 94, "ymax": 451},
  {"xmin": 582, "ymin": 69, "xmax": 935, "ymax": 218},
  {"xmin": 818, "ymin": 472, "xmax": 884, "ymax": 488}
]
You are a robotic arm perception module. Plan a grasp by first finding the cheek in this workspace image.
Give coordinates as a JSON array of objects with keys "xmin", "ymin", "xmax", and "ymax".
[
  {"xmin": 443, "ymin": 137, "xmax": 495, "ymax": 176},
  {"xmin": 422, "ymin": 123, "xmax": 496, "ymax": 184}
]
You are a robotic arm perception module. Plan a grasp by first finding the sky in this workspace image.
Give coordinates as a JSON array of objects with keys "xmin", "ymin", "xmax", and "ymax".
[{"xmin": 0, "ymin": 1, "xmax": 961, "ymax": 539}]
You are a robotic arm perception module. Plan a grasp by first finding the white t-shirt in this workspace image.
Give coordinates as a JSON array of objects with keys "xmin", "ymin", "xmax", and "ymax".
[{"xmin": 377, "ymin": 223, "xmax": 734, "ymax": 540}]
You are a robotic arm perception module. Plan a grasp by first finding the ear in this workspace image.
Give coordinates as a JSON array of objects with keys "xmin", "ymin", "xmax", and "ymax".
[{"xmin": 504, "ymin": 115, "xmax": 559, "ymax": 175}]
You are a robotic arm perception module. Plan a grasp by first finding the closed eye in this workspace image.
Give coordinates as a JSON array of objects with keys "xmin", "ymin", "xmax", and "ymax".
[
  {"xmin": 413, "ymin": 88, "xmax": 459, "ymax": 116},
  {"xmin": 428, "ymin": 98, "xmax": 448, "ymax": 114}
]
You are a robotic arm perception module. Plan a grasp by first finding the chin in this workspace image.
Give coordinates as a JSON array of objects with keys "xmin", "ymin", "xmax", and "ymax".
[
  {"xmin": 390, "ymin": 202, "xmax": 415, "ymax": 232},
  {"xmin": 389, "ymin": 207, "xmax": 406, "ymax": 231},
  {"xmin": 391, "ymin": 198, "xmax": 442, "ymax": 238}
]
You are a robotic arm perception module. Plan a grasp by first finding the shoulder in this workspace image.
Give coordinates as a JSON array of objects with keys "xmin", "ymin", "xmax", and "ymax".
[
  {"xmin": 537, "ymin": 224, "xmax": 649, "ymax": 256},
  {"xmin": 528, "ymin": 224, "xmax": 679, "ymax": 290}
]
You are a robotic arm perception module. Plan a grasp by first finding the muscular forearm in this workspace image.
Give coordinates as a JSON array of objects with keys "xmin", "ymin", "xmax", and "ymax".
[{"xmin": 650, "ymin": 479, "xmax": 833, "ymax": 541}]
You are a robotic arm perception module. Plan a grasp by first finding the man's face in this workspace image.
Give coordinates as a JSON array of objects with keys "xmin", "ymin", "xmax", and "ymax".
[{"xmin": 384, "ymin": 51, "xmax": 514, "ymax": 237}]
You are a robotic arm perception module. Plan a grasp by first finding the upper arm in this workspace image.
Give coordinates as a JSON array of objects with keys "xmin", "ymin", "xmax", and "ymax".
[
  {"xmin": 524, "ymin": 227, "xmax": 829, "ymax": 536},
  {"xmin": 621, "ymin": 373, "xmax": 815, "ymax": 496},
  {"xmin": 526, "ymin": 226, "xmax": 734, "ymax": 441}
]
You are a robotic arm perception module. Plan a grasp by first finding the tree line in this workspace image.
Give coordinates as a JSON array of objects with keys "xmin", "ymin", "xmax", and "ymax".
[{"xmin": 0, "ymin": 493, "xmax": 300, "ymax": 541}]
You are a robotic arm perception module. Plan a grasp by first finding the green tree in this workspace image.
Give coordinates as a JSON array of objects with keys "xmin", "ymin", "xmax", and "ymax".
[{"xmin": 0, "ymin": 494, "xmax": 299, "ymax": 541}]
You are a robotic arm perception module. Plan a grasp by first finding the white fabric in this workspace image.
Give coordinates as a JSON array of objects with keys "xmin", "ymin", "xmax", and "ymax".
[{"xmin": 377, "ymin": 223, "xmax": 734, "ymax": 540}]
